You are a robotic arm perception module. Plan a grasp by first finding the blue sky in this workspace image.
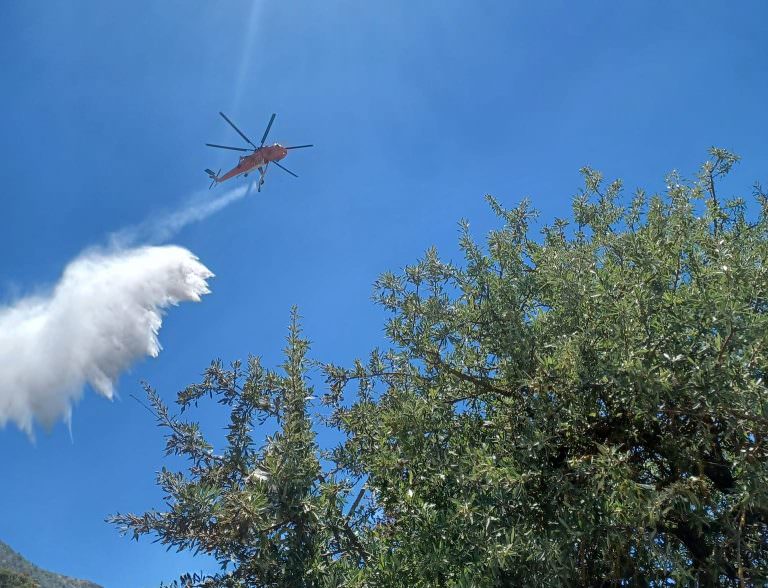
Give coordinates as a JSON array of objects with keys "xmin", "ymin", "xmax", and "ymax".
[{"xmin": 1, "ymin": 1, "xmax": 766, "ymax": 586}]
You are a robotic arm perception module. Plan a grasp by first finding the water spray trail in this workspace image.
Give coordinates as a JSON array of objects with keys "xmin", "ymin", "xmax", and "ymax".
[
  {"xmin": 0, "ymin": 180, "xmax": 259, "ymax": 436},
  {"xmin": 110, "ymin": 183, "xmax": 253, "ymax": 247}
]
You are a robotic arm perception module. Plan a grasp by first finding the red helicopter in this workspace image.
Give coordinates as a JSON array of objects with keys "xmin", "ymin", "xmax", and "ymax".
[{"xmin": 204, "ymin": 112, "xmax": 313, "ymax": 191}]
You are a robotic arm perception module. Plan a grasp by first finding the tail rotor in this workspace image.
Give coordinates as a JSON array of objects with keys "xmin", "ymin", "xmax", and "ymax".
[{"xmin": 204, "ymin": 168, "xmax": 221, "ymax": 190}]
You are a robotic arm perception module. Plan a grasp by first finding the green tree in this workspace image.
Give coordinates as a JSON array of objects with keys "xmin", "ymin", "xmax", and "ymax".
[
  {"xmin": 109, "ymin": 309, "xmax": 365, "ymax": 587},
  {"xmin": 115, "ymin": 149, "xmax": 767, "ymax": 586},
  {"xmin": 326, "ymin": 148, "xmax": 767, "ymax": 586}
]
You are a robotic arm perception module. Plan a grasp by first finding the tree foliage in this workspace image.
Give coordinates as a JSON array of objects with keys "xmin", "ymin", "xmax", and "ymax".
[
  {"xmin": 114, "ymin": 149, "xmax": 767, "ymax": 586},
  {"xmin": 109, "ymin": 310, "xmax": 365, "ymax": 587}
]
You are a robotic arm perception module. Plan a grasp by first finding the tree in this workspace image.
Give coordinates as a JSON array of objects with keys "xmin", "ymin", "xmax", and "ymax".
[
  {"xmin": 109, "ymin": 309, "xmax": 365, "ymax": 587},
  {"xmin": 114, "ymin": 149, "xmax": 767, "ymax": 586},
  {"xmin": 326, "ymin": 148, "xmax": 767, "ymax": 586}
]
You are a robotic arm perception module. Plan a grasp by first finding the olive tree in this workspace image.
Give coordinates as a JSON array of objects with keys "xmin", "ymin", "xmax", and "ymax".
[{"xmin": 326, "ymin": 148, "xmax": 767, "ymax": 586}]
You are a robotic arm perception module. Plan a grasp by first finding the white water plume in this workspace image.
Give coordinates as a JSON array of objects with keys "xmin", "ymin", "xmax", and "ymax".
[
  {"xmin": 0, "ymin": 180, "xmax": 257, "ymax": 435},
  {"xmin": 0, "ymin": 245, "xmax": 213, "ymax": 435}
]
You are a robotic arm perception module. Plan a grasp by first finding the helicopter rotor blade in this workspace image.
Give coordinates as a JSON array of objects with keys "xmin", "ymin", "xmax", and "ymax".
[
  {"xmin": 218, "ymin": 111, "xmax": 258, "ymax": 149},
  {"xmin": 259, "ymin": 113, "xmax": 277, "ymax": 147},
  {"xmin": 273, "ymin": 161, "xmax": 299, "ymax": 177},
  {"xmin": 205, "ymin": 143, "xmax": 252, "ymax": 152},
  {"xmin": 285, "ymin": 144, "xmax": 314, "ymax": 150}
]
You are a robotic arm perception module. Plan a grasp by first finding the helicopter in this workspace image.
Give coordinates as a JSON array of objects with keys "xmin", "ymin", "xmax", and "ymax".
[{"xmin": 204, "ymin": 112, "xmax": 313, "ymax": 191}]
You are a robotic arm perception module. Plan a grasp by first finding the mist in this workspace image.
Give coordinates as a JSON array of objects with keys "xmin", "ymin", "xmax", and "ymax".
[{"xmin": 0, "ymin": 245, "xmax": 213, "ymax": 436}]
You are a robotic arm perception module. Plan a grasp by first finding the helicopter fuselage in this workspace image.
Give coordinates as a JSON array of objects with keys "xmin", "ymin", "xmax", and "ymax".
[{"xmin": 216, "ymin": 144, "xmax": 289, "ymax": 183}]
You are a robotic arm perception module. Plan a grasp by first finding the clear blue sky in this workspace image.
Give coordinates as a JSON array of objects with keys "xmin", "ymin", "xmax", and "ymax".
[{"xmin": 1, "ymin": 1, "xmax": 766, "ymax": 586}]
